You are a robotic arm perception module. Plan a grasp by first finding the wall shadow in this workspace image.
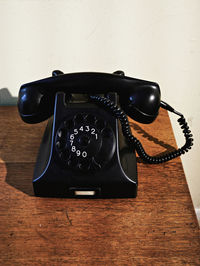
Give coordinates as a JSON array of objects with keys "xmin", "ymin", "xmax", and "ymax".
[{"xmin": 0, "ymin": 88, "xmax": 17, "ymax": 105}]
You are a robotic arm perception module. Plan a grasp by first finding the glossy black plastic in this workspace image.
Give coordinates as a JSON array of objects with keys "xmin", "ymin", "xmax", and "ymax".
[
  {"xmin": 33, "ymin": 92, "xmax": 137, "ymax": 198},
  {"xmin": 18, "ymin": 72, "xmax": 161, "ymax": 124}
]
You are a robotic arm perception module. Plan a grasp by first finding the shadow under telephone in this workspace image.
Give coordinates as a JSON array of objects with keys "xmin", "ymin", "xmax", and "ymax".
[{"xmin": 18, "ymin": 70, "xmax": 193, "ymax": 198}]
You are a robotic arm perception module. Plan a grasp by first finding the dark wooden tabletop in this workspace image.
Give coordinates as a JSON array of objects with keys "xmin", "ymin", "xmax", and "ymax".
[{"xmin": 0, "ymin": 106, "xmax": 199, "ymax": 265}]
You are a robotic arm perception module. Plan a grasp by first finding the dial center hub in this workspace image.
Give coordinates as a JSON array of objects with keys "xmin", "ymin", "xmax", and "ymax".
[{"xmin": 78, "ymin": 134, "xmax": 91, "ymax": 147}]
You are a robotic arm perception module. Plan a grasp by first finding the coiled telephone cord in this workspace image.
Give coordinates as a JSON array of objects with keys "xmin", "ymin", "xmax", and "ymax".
[{"xmin": 89, "ymin": 95, "xmax": 193, "ymax": 164}]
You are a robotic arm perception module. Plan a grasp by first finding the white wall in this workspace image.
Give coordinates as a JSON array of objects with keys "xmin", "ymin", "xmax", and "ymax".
[{"xmin": 0, "ymin": 0, "xmax": 199, "ymax": 213}]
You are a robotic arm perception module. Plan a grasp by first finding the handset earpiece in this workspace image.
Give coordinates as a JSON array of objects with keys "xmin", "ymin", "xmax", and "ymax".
[
  {"xmin": 18, "ymin": 71, "xmax": 161, "ymax": 124},
  {"xmin": 119, "ymin": 83, "xmax": 161, "ymax": 124},
  {"xmin": 113, "ymin": 70, "xmax": 160, "ymax": 123},
  {"xmin": 18, "ymin": 70, "xmax": 64, "ymax": 124}
]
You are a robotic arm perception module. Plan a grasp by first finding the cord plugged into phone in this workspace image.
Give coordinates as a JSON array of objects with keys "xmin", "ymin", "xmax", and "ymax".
[{"xmin": 18, "ymin": 70, "xmax": 193, "ymax": 198}]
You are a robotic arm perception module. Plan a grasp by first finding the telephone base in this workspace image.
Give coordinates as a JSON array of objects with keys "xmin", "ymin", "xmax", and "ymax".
[{"xmin": 33, "ymin": 92, "xmax": 138, "ymax": 198}]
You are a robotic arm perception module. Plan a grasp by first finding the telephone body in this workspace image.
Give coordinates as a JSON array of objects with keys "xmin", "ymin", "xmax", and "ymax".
[{"xmin": 18, "ymin": 70, "xmax": 193, "ymax": 198}]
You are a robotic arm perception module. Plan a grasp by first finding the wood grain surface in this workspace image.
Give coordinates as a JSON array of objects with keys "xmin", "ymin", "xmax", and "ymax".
[{"xmin": 0, "ymin": 106, "xmax": 199, "ymax": 265}]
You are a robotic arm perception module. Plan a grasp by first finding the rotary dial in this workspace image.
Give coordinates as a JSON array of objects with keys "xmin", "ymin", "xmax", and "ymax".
[{"xmin": 55, "ymin": 113, "xmax": 116, "ymax": 172}]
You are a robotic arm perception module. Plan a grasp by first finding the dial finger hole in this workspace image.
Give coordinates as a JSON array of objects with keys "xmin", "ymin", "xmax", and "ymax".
[
  {"xmin": 96, "ymin": 119, "xmax": 106, "ymax": 130},
  {"xmin": 85, "ymin": 114, "xmax": 96, "ymax": 124},
  {"xmin": 78, "ymin": 159, "xmax": 91, "ymax": 171}
]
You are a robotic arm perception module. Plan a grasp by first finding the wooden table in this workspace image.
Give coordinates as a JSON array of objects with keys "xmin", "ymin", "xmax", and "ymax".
[{"xmin": 0, "ymin": 106, "xmax": 199, "ymax": 265}]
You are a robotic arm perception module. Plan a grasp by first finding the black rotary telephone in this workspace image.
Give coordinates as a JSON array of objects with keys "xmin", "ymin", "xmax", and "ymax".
[{"xmin": 18, "ymin": 70, "xmax": 193, "ymax": 198}]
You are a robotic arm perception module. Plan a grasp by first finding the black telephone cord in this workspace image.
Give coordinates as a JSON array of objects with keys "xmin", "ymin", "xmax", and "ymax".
[{"xmin": 89, "ymin": 95, "xmax": 193, "ymax": 164}]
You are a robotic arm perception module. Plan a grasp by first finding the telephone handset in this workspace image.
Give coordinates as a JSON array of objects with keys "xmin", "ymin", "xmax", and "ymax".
[
  {"xmin": 18, "ymin": 70, "xmax": 193, "ymax": 198},
  {"xmin": 18, "ymin": 70, "xmax": 160, "ymax": 124}
]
